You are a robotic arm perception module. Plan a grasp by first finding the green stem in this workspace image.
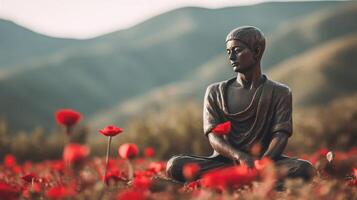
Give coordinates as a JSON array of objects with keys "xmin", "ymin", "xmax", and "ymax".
[
  {"xmin": 127, "ymin": 159, "xmax": 133, "ymax": 180},
  {"xmin": 103, "ymin": 136, "xmax": 112, "ymax": 183}
]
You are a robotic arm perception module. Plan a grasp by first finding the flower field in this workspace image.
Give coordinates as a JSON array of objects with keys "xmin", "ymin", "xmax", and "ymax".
[
  {"xmin": 0, "ymin": 109, "xmax": 356, "ymax": 200},
  {"xmin": 0, "ymin": 147, "xmax": 356, "ymax": 200}
]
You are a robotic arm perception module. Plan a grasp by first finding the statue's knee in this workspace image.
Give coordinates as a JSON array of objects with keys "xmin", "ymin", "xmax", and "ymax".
[{"xmin": 166, "ymin": 156, "xmax": 182, "ymax": 179}]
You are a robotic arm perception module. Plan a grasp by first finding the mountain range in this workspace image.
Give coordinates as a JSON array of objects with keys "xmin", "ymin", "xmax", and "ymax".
[{"xmin": 0, "ymin": 1, "xmax": 355, "ymax": 132}]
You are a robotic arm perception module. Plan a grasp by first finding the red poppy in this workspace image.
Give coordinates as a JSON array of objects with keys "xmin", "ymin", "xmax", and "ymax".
[
  {"xmin": 212, "ymin": 121, "xmax": 231, "ymax": 135},
  {"xmin": 319, "ymin": 148, "xmax": 329, "ymax": 156},
  {"xmin": 55, "ymin": 109, "xmax": 81, "ymax": 127},
  {"xmin": 185, "ymin": 180, "xmax": 201, "ymax": 191},
  {"xmin": 22, "ymin": 182, "xmax": 41, "ymax": 198},
  {"xmin": 119, "ymin": 143, "xmax": 139, "ymax": 159},
  {"xmin": 201, "ymin": 165, "xmax": 258, "ymax": 191},
  {"xmin": 99, "ymin": 125, "xmax": 123, "ymax": 137},
  {"xmin": 0, "ymin": 182, "xmax": 19, "ymax": 200},
  {"xmin": 132, "ymin": 175, "xmax": 152, "ymax": 190},
  {"xmin": 50, "ymin": 161, "xmax": 65, "ymax": 172},
  {"xmin": 63, "ymin": 143, "xmax": 90, "ymax": 165},
  {"xmin": 148, "ymin": 162, "xmax": 166, "ymax": 173},
  {"xmin": 103, "ymin": 170, "xmax": 126, "ymax": 184},
  {"xmin": 348, "ymin": 167, "xmax": 357, "ymax": 186},
  {"xmin": 21, "ymin": 173, "xmax": 39, "ymax": 183},
  {"xmin": 254, "ymin": 157, "xmax": 273, "ymax": 171},
  {"xmin": 183, "ymin": 163, "xmax": 200, "ymax": 181},
  {"xmin": 4, "ymin": 154, "xmax": 17, "ymax": 168},
  {"xmin": 45, "ymin": 186, "xmax": 76, "ymax": 199},
  {"xmin": 144, "ymin": 147, "xmax": 155, "ymax": 158},
  {"xmin": 116, "ymin": 189, "xmax": 146, "ymax": 200}
]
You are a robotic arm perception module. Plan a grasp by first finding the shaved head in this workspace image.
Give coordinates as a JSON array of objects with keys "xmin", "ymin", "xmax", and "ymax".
[{"xmin": 226, "ymin": 26, "xmax": 266, "ymax": 60}]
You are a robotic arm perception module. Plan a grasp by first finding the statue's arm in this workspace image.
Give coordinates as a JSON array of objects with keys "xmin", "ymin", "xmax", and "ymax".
[
  {"xmin": 262, "ymin": 88, "xmax": 292, "ymax": 160},
  {"xmin": 262, "ymin": 132, "xmax": 288, "ymax": 160},
  {"xmin": 208, "ymin": 132, "xmax": 255, "ymax": 167}
]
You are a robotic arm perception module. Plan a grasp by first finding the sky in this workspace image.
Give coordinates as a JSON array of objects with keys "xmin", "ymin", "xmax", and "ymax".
[{"xmin": 0, "ymin": 0, "xmax": 330, "ymax": 39}]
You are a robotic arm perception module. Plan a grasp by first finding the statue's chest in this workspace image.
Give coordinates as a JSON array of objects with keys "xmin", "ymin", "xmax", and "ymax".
[{"xmin": 226, "ymin": 87, "xmax": 256, "ymax": 114}]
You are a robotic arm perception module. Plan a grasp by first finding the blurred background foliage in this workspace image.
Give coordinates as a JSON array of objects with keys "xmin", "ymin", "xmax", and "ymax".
[{"xmin": 1, "ymin": 94, "xmax": 356, "ymax": 162}]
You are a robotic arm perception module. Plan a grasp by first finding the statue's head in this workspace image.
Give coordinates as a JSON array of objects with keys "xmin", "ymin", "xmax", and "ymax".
[{"xmin": 225, "ymin": 26, "xmax": 265, "ymax": 73}]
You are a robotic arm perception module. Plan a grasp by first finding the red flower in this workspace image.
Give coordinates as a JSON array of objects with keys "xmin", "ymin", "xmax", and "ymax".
[
  {"xmin": 201, "ymin": 165, "xmax": 258, "ymax": 191},
  {"xmin": 99, "ymin": 125, "xmax": 123, "ymax": 137},
  {"xmin": 0, "ymin": 182, "xmax": 19, "ymax": 200},
  {"xmin": 319, "ymin": 148, "xmax": 329, "ymax": 156},
  {"xmin": 103, "ymin": 170, "xmax": 126, "ymax": 184},
  {"xmin": 185, "ymin": 180, "xmax": 201, "ymax": 191},
  {"xmin": 21, "ymin": 173, "xmax": 39, "ymax": 183},
  {"xmin": 132, "ymin": 175, "xmax": 152, "ymax": 190},
  {"xmin": 45, "ymin": 186, "xmax": 76, "ymax": 199},
  {"xmin": 148, "ymin": 162, "xmax": 166, "ymax": 173},
  {"xmin": 119, "ymin": 143, "xmax": 139, "ymax": 159},
  {"xmin": 212, "ymin": 121, "xmax": 231, "ymax": 135},
  {"xmin": 144, "ymin": 147, "xmax": 155, "ymax": 158},
  {"xmin": 63, "ymin": 143, "xmax": 90, "ymax": 165},
  {"xmin": 22, "ymin": 182, "xmax": 41, "ymax": 198},
  {"xmin": 183, "ymin": 163, "xmax": 200, "ymax": 181},
  {"xmin": 254, "ymin": 157, "xmax": 273, "ymax": 171},
  {"xmin": 116, "ymin": 189, "xmax": 146, "ymax": 200},
  {"xmin": 55, "ymin": 109, "xmax": 81, "ymax": 127},
  {"xmin": 4, "ymin": 154, "xmax": 17, "ymax": 168}
]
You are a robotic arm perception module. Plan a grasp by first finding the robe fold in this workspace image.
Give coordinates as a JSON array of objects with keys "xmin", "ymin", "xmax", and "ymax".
[{"xmin": 203, "ymin": 75, "xmax": 292, "ymax": 155}]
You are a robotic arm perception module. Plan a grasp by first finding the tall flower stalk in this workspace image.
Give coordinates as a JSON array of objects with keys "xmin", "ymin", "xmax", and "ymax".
[{"xmin": 99, "ymin": 125, "xmax": 123, "ymax": 184}]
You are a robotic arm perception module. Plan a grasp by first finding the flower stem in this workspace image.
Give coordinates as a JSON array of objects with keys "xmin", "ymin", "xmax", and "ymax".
[
  {"xmin": 104, "ymin": 136, "xmax": 112, "ymax": 183},
  {"xmin": 127, "ymin": 159, "xmax": 133, "ymax": 180}
]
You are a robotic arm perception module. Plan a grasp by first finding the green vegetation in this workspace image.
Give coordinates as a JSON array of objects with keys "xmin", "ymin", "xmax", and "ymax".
[{"xmin": 1, "ymin": 94, "xmax": 356, "ymax": 162}]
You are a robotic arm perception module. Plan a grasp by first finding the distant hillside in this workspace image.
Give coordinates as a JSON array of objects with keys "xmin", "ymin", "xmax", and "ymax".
[
  {"xmin": 0, "ymin": 1, "xmax": 347, "ymax": 131},
  {"xmin": 88, "ymin": 2, "xmax": 357, "ymax": 129},
  {"xmin": 0, "ymin": 20, "xmax": 81, "ymax": 68},
  {"xmin": 269, "ymin": 34, "xmax": 357, "ymax": 107},
  {"xmin": 264, "ymin": 2, "xmax": 357, "ymax": 69}
]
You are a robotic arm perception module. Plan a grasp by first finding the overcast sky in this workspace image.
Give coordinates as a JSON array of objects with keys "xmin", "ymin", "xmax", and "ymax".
[{"xmin": 0, "ymin": 0, "xmax": 331, "ymax": 39}]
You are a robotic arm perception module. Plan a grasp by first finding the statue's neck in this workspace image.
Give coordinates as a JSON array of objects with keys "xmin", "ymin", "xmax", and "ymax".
[{"xmin": 236, "ymin": 66, "xmax": 262, "ymax": 89}]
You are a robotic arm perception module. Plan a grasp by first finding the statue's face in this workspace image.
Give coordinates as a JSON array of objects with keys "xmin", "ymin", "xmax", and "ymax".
[{"xmin": 226, "ymin": 39, "xmax": 257, "ymax": 73}]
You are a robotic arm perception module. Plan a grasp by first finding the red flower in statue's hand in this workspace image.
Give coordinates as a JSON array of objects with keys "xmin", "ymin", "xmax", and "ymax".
[
  {"xmin": 99, "ymin": 125, "xmax": 123, "ymax": 137},
  {"xmin": 212, "ymin": 121, "xmax": 231, "ymax": 135},
  {"xmin": 63, "ymin": 143, "xmax": 90, "ymax": 165},
  {"xmin": 55, "ymin": 109, "xmax": 81, "ymax": 127},
  {"xmin": 119, "ymin": 143, "xmax": 139, "ymax": 159}
]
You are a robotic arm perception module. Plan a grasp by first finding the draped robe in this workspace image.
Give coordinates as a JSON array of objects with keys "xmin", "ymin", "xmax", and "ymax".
[{"xmin": 203, "ymin": 75, "xmax": 292, "ymax": 156}]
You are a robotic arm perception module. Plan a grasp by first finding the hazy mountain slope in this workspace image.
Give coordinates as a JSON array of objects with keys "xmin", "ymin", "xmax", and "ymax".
[
  {"xmin": 0, "ymin": 1, "xmax": 345, "ymax": 131},
  {"xmin": 0, "ymin": 20, "xmax": 81, "ymax": 68},
  {"xmin": 268, "ymin": 34, "xmax": 357, "ymax": 107},
  {"xmin": 263, "ymin": 2, "xmax": 357, "ymax": 69}
]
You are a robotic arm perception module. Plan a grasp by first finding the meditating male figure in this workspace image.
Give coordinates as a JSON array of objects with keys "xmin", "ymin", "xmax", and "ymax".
[{"xmin": 166, "ymin": 26, "xmax": 315, "ymax": 183}]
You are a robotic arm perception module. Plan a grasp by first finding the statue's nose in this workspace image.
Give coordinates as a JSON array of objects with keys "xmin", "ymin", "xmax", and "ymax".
[{"xmin": 229, "ymin": 52, "xmax": 237, "ymax": 61}]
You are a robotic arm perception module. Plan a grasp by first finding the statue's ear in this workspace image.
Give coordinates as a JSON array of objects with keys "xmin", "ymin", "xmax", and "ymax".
[{"xmin": 254, "ymin": 47, "xmax": 261, "ymax": 60}]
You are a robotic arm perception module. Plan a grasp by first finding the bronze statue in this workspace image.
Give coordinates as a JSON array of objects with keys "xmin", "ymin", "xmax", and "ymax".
[{"xmin": 166, "ymin": 26, "xmax": 316, "ymax": 185}]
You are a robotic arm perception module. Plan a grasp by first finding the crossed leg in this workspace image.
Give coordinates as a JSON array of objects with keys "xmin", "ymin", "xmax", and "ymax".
[{"xmin": 166, "ymin": 153, "xmax": 316, "ymax": 183}]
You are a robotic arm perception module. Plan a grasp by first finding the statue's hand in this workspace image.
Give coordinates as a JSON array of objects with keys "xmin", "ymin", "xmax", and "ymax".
[{"xmin": 234, "ymin": 152, "xmax": 255, "ymax": 168}]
